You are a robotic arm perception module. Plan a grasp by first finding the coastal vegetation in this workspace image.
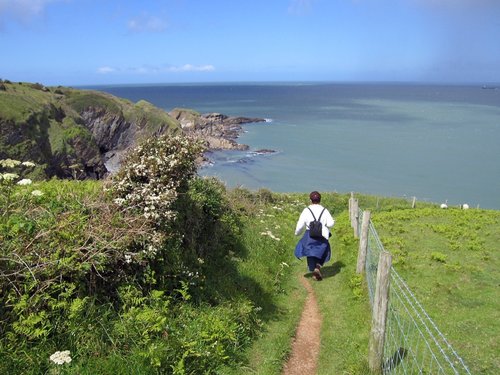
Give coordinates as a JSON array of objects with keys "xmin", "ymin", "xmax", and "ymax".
[
  {"xmin": 0, "ymin": 80, "xmax": 181, "ymax": 180},
  {"xmin": 1, "ymin": 82, "xmax": 498, "ymax": 374},
  {"xmin": 2, "ymin": 151, "xmax": 498, "ymax": 373}
]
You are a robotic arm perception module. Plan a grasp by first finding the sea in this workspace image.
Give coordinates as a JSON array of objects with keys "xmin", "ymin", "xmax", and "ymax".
[{"xmin": 86, "ymin": 82, "xmax": 500, "ymax": 210}]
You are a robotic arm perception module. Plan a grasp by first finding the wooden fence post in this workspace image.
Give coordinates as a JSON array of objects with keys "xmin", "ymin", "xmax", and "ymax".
[
  {"xmin": 349, "ymin": 192, "xmax": 354, "ymax": 225},
  {"xmin": 356, "ymin": 210, "xmax": 371, "ymax": 274},
  {"xmin": 369, "ymin": 251, "xmax": 392, "ymax": 373},
  {"xmin": 352, "ymin": 199, "xmax": 359, "ymax": 237}
]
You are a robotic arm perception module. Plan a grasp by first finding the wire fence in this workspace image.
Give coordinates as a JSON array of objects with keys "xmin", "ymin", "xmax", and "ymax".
[{"xmin": 360, "ymin": 210, "xmax": 472, "ymax": 374}]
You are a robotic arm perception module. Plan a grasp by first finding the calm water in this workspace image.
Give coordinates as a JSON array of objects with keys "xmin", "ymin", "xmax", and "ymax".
[{"xmin": 89, "ymin": 83, "xmax": 500, "ymax": 209}]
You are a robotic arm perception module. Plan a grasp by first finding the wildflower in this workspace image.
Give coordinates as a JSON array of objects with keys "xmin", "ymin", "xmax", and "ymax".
[
  {"xmin": 260, "ymin": 230, "xmax": 281, "ymax": 241},
  {"xmin": 21, "ymin": 161, "xmax": 36, "ymax": 167},
  {"xmin": 49, "ymin": 350, "xmax": 72, "ymax": 365},
  {"xmin": 124, "ymin": 254, "xmax": 132, "ymax": 264},
  {"xmin": 1, "ymin": 173, "xmax": 19, "ymax": 181},
  {"xmin": 31, "ymin": 190, "xmax": 43, "ymax": 196},
  {"xmin": 0, "ymin": 159, "xmax": 21, "ymax": 168},
  {"xmin": 113, "ymin": 197, "xmax": 126, "ymax": 205},
  {"xmin": 17, "ymin": 178, "xmax": 32, "ymax": 186}
]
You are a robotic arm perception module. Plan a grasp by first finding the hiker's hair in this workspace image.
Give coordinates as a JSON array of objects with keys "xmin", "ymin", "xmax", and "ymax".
[{"xmin": 309, "ymin": 191, "xmax": 321, "ymax": 204}]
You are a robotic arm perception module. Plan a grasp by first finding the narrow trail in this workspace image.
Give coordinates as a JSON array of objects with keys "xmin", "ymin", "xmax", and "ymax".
[{"xmin": 282, "ymin": 275, "xmax": 322, "ymax": 375}]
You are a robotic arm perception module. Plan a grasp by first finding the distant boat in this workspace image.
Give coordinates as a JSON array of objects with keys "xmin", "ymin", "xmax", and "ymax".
[{"xmin": 481, "ymin": 85, "xmax": 498, "ymax": 90}]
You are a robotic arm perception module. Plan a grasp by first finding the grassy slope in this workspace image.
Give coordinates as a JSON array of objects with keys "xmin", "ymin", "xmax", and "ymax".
[
  {"xmin": 372, "ymin": 207, "xmax": 500, "ymax": 374},
  {"xmin": 218, "ymin": 192, "xmax": 309, "ymax": 374},
  {"xmin": 0, "ymin": 82, "xmax": 53, "ymax": 122},
  {"xmin": 220, "ymin": 192, "xmax": 374, "ymax": 374},
  {"xmin": 1, "ymin": 173, "xmax": 496, "ymax": 373},
  {"xmin": 226, "ymin": 193, "xmax": 498, "ymax": 374},
  {"xmin": 0, "ymin": 82, "xmax": 180, "ymax": 167},
  {"xmin": 315, "ymin": 210, "xmax": 372, "ymax": 375}
]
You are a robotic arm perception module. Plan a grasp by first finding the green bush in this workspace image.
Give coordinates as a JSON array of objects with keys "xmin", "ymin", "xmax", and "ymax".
[{"xmin": 0, "ymin": 136, "xmax": 264, "ymax": 374}]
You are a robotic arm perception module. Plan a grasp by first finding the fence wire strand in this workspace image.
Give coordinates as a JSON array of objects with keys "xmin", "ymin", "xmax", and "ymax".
[{"xmin": 358, "ymin": 209, "xmax": 472, "ymax": 374}]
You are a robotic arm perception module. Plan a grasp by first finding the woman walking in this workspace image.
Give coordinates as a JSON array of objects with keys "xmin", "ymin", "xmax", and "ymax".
[{"xmin": 294, "ymin": 191, "xmax": 335, "ymax": 281}]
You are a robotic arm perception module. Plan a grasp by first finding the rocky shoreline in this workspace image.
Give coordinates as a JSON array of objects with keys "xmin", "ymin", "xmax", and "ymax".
[
  {"xmin": 169, "ymin": 108, "xmax": 271, "ymax": 152},
  {"xmin": 0, "ymin": 80, "xmax": 277, "ymax": 178}
]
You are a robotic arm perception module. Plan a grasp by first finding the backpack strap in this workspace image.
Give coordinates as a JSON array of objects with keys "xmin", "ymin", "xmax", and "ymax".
[
  {"xmin": 307, "ymin": 207, "xmax": 326, "ymax": 221},
  {"xmin": 318, "ymin": 207, "xmax": 326, "ymax": 221},
  {"xmin": 307, "ymin": 207, "xmax": 317, "ymax": 221}
]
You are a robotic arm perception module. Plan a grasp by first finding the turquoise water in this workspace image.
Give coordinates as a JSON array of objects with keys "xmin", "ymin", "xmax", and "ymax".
[{"xmin": 92, "ymin": 83, "xmax": 500, "ymax": 209}]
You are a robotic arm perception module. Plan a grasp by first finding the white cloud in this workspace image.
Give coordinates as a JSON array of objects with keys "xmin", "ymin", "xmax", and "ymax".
[
  {"xmin": 97, "ymin": 66, "xmax": 116, "ymax": 74},
  {"xmin": 166, "ymin": 64, "xmax": 215, "ymax": 72},
  {"xmin": 127, "ymin": 13, "xmax": 167, "ymax": 33}
]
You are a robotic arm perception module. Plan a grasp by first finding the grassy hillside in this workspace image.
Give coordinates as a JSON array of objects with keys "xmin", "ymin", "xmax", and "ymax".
[
  {"xmin": 223, "ymin": 194, "xmax": 499, "ymax": 374},
  {"xmin": 0, "ymin": 80, "xmax": 180, "ymax": 179},
  {"xmin": 371, "ymin": 206, "xmax": 500, "ymax": 374}
]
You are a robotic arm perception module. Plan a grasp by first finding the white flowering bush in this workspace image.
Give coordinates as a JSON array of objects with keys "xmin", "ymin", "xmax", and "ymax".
[
  {"xmin": 111, "ymin": 134, "xmax": 204, "ymax": 227},
  {"xmin": 0, "ymin": 159, "xmax": 37, "ymax": 220},
  {"xmin": 0, "ymin": 137, "xmax": 262, "ymax": 374}
]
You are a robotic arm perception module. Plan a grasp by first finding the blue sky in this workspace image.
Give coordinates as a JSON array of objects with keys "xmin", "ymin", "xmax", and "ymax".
[{"xmin": 1, "ymin": 0, "xmax": 499, "ymax": 85}]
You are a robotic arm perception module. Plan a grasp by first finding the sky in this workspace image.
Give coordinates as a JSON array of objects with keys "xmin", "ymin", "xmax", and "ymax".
[{"xmin": 0, "ymin": 0, "xmax": 499, "ymax": 86}]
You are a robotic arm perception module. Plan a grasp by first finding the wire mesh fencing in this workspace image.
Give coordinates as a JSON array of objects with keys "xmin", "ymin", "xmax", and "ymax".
[{"xmin": 359, "ymin": 210, "xmax": 472, "ymax": 374}]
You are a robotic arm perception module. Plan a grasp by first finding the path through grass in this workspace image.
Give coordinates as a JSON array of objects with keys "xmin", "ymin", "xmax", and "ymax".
[{"xmin": 222, "ymin": 192, "xmax": 372, "ymax": 374}]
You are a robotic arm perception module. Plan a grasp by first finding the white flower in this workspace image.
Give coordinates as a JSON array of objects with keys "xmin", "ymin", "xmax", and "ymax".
[
  {"xmin": 49, "ymin": 350, "xmax": 72, "ymax": 365},
  {"xmin": 260, "ymin": 230, "xmax": 281, "ymax": 241},
  {"xmin": 21, "ymin": 161, "xmax": 36, "ymax": 167},
  {"xmin": 113, "ymin": 198, "xmax": 126, "ymax": 205},
  {"xmin": 124, "ymin": 254, "xmax": 132, "ymax": 264},
  {"xmin": 0, "ymin": 159, "xmax": 21, "ymax": 168},
  {"xmin": 1, "ymin": 173, "xmax": 19, "ymax": 181},
  {"xmin": 17, "ymin": 178, "xmax": 32, "ymax": 186},
  {"xmin": 31, "ymin": 190, "xmax": 43, "ymax": 196}
]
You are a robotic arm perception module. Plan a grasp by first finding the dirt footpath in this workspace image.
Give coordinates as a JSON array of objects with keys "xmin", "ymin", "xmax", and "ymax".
[{"xmin": 282, "ymin": 275, "xmax": 322, "ymax": 375}]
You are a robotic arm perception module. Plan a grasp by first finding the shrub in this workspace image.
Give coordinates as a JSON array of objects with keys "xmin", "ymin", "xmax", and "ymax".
[
  {"xmin": 0, "ymin": 136, "xmax": 264, "ymax": 374},
  {"xmin": 111, "ymin": 134, "xmax": 204, "ymax": 229}
]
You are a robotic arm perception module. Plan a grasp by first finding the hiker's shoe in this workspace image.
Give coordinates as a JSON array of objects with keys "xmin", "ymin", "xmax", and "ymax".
[{"xmin": 312, "ymin": 266, "xmax": 322, "ymax": 281}]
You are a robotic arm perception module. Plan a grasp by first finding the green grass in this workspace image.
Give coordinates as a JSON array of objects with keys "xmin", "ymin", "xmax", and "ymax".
[
  {"xmin": 226, "ymin": 193, "xmax": 499, "ymax": 374},
  {"xmin": 128, "ymin": 100, "xmax": 181, "ymax": 133},
  {"xmin": 218, "ymin": 191, "xmax": 309, "ymax": 374},
  {"xmin": 0, "ymin": 82, "xmax": 52, "ymax": 122},
  {"xmin": 219, "ymin": 191, "xmax": 373, "ymax": 374},
  {"xmin": 64, "ymin": 89, "xmax": 123, "ymax": 114},
  {"xmin": 315, "ymin": 211, "xmax": 372, "ymax": 375},
  {"xmin": 372, "ymin": 207, "xmax": 500, "ymax": 374},
  {"xmin": 1, "ymin": 176, "xmax": 498, "ymax": 374}
]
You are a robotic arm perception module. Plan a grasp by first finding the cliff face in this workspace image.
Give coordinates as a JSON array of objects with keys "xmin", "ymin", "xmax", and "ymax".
[
  {"xmin": 0, "ymin": 81, "xmax": 265, "ymax": 180},
  {"xmin": 78, "ymin": 107, "xmax": 136, "ymax": 173},
  {"xmin": 0, "ymin": 81, "xmax": 181, "ymax": 179}
]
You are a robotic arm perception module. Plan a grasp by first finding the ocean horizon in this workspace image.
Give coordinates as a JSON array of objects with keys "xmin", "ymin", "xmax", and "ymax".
[{"xmin": 88, "ymin": 82, "xmax": 500, "ymax": 210}]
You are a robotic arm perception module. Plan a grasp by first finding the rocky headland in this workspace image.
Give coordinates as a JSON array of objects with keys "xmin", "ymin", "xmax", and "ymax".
[
  {"xmin": 169, "ymin": 108, "xmax": 266, "ymax": 151},
  {"xmin": 0, "ymin": 80, "xmax": 272, "ymax": 179}
]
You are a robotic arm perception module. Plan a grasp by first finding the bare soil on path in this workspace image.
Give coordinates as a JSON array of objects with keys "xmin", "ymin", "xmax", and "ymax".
[{"xmin": 282, "ymin": 275, "xmax": 322, "ymax": 375}]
